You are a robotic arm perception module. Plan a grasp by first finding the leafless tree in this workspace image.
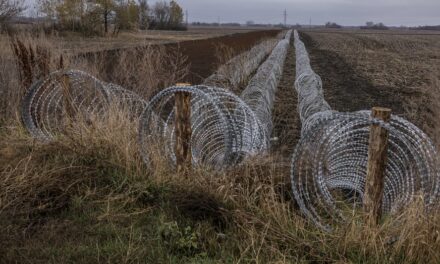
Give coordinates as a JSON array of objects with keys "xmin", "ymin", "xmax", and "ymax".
[
  {"xmin": 0, "ymin": 0, "xmax": 24, "ymax": 29},
  {"xmin": 138, "ymin": 0, "xmax": 148, "ymax": 30},
  {"xmin": 152, "ymin": 1, "xmax": 169, "ymax": 28}
]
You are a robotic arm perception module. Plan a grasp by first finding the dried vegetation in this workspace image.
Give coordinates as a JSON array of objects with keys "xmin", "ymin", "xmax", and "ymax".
[{"xmin": 0, "ymin": 30, "xmax": 439, "ymax": 263}]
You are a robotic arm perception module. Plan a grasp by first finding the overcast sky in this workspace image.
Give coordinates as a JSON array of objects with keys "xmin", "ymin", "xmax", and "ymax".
[
  {"xmin": 178, "ymin": 0, "xmax": 439, "ymax": 26},
  {"xmin": 26, "ymin": 0, "xmax": 440, "ymax": 26}
]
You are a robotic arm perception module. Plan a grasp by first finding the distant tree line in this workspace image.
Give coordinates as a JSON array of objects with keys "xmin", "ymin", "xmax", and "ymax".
[
  {"xmin": 361, "ymin": 21, "xmax": 389, "ymax": 30},
  {"xmin": 410, "ymin": 25, "xmax": 440, "ymax": 31},
  {"xmin": 36, "ymin": 0, "xmax": 186, "ymax": 35},
  {"xmin": 0, "ymin": 0, "xmax": 24, "ymax": 31},
  {"xmin": 191, "ymin": 21, "xmax": 284, "ymax": 28},
  {"xmin": 325, "ymin": 22, "xmax": 342, "ymax": 29}
]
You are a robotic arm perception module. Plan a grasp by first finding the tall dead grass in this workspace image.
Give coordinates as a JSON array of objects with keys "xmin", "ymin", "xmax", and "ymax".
[
  {"xmin": 0, "ymin": 33, "xmax": 62, "ymax": 121},
  {"xmin": 0, "ymin": 104, "xmax": 144, "ymax": 216},
  {"xmin": 0, "ymin": 102, "xmax": 439, "ymax": 262},
  {"xmin": 70, "ymin": 45, "xmax": 189, "ymax": 99},
  {"xmin": 0, "ymin": 32, "xmax": 189, "ymax": 122},
  {"xmin": 0, "ymin": 30, "xmax": 439, "ymax": 263}
]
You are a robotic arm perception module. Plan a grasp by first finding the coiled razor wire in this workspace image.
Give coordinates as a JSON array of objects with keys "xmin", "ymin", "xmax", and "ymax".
[
  {"xmin": 204, "ymin": 30, "xmax": 292, "ymax": 91},
  {"xmin": 293, "ymin": 30, "xmax": 331, "ymax": 126},
  {"xmin": 21, "ymin": 70, "xmax": 147, "ymax": 141},
  {"xmin": 291, "ymin": 30, "xmax": 440, "ymax": 230},
  {"xmin": 138, "ymin": 85, "xmax": 267, "ymax": 169},
  {"xmin": 241, "ymin": 34, "xmax": 290, "ymax": 143},
  {"xmin": 204, "ymin": 39, "xmax": 277, "ymax": 89},
  {"xmin": 138, "ymin": 31, "xmax": 292, "ymax": 168},
  {"xmin": 22, "ymin": 31, "xmax": 292, "ymax": 169}
]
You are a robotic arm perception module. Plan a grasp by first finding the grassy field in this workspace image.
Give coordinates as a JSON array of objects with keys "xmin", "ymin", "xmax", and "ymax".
[{"xmin": 0, "ymin": 28, "xmax": 440, "ymax": 263}]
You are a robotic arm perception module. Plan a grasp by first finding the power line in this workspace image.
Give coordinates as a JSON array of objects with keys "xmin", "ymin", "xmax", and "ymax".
[{"xmin": 283, "ymin": 9, "xmax": 287, "ymax": 27}]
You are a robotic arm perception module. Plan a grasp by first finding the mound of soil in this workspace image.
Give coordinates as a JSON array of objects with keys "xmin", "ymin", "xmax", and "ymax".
[{"xmin": 172, "ymin": 30, "xmax": 281, "ymax": 83}]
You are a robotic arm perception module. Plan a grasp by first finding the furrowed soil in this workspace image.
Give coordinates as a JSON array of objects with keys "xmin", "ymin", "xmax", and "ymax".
[
  {"xmin": 175, "ymin": 30, "xmax": 281, "ymax": 83},
  {"xmin": 299, "ymin": 30, "xmax": 440, "ymax": 144},
  {"xmin": 272, "ymin": 34, "xmax": 301, "ymax": 157}
]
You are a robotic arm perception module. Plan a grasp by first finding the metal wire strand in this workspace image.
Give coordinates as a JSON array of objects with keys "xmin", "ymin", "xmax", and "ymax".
[
  {"xmin": 21, "ymin": 69, "xmax": 147, "ymax": 141},
  {"xmin": 139, "ymin": 31, "xmax": 292, "ymax": 169},
  {"xmin": 241, "ymin": 34, "xmax": 291, "ymax": 143},
  {"xmin": 204, "ymin": 30, "xmax": 292, "ymax": 92},
  {"xmin": 291, "ymin": 30, "xmax": 440, "ymax": 230},
  {"xmin": 138, "ymin": 85, "xmax": 267, "ymax": 169}
]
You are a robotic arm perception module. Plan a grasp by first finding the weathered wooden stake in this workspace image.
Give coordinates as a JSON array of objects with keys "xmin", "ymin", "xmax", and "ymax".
[
  {"xmin": 61, "ymin": 74, "xmax": 75, "ymax": 120},
  {"xmin": 174, "ymin": 84, "xmax": 192, "ymax": 174},
  {"xmin": 363, "ymin": 107, "xmax": 392, "ymax": 225}
]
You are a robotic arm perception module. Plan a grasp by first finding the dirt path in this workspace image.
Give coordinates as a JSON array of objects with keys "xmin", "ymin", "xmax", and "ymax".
[{"xmin": 271, "ymin": 34, "xmax": 301, "ymax": 158}]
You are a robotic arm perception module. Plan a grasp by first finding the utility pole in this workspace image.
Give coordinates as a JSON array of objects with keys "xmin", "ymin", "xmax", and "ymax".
[
  {"xmin": 309, "ymin": 17, "xmax": 312, "ymax": 29},
  {"xmin": 283, "ymin": 9, "xmax": 287, "ymax": 27},
  {"xmin": 185, "ymin": 10, "xmax": 189, "ymax": 26},
  {"xmin": 217, "ymin": 16, "xmax": 220, "ymax": 27}
]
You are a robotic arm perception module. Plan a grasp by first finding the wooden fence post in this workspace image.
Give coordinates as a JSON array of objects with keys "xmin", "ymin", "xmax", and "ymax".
[
  {"xmin": 175, "ymin": 83, "xmax": 192, "ymax": 174},
  {"xmin": 363, "ymin": 107, "xmax": 392, "ymax": 225},
  {"xmin": 61, "ymin": 74, "xmax": 75, "ymax": 120}
]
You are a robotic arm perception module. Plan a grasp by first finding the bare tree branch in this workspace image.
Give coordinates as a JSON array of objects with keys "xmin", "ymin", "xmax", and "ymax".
[{"xmin": 0, "ymin": 0, "xmax": 25, "ymax": 26}]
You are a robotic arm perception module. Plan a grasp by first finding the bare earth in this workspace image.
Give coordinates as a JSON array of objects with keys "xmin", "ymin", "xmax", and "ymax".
[
  {"xmin": 55, "ymin": 26, "xmax": 278, "ymax": 54},
  {"xmin": 299, "ymin": 29, "xmax": 440, "ymax": 144}
]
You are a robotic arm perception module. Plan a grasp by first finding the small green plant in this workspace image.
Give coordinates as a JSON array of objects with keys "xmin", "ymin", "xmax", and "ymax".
[{"xmin": 159, "ymin": 221, "xmax": 202, "ymax": 256}]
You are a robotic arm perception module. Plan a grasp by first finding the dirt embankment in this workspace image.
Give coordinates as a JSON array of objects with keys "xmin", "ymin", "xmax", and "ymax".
[
  {"xmin": 78, "ymin": 30, "xmax": 281, "ymax": 85},
  {"xmin": 175, "ymin": 30, "xmax": 281, "ymax": 83}
]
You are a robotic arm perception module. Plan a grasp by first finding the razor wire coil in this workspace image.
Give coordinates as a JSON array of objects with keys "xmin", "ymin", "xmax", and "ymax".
[
  {"xmin": 138, "ymin": 85, "xmax": 267, "ymax": 169},
  {"xmin": 138, "ymin": 32, "xmax": 292, "ymax": 168},
  {"xmin": 21, "ymin": 69, "xmax": 147, "ymax": 141},
  {"xmin": 240, "ymin": 36, "xmax": 290, "ymax": 143},
  {"xmin": 22, "ymin": 31, "xmax": 292, "ymax": 169},
  {"xmin": 19, "ymin": 30, "xmax": 440, "ymax": 229},
  {"xmin": 291, "ymin": 30, "xmax": 440, "ymax": 230},
  {"xmin": 204, "ymin": 39, "xmax": 277, "ymax": 89}
]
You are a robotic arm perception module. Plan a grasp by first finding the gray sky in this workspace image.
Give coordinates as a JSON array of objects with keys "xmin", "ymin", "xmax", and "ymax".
[
  {"xmin": 179, "ymin": 0, "xmax": 439, "ymax": 26},
  {"xmin": 25, "ymin": 0, "xmax": 439, "ymax": 26}
]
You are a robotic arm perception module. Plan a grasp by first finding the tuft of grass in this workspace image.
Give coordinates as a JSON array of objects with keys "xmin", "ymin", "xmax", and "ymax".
[{"xmin": 0, "ymin": 111, "xmax": 439, "ymax": 262}]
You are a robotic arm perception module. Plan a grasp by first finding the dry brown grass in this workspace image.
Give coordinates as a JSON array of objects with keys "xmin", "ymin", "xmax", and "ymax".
[
  {"xmin": 0, "ymin": 33, "xmax": 62, "ymax": 121},
  {"xmin": 0, "ymin": 30, "xmax": 439, "ymax": 263},
  {"xmin": 0, "ymin": 87, "xmax": 438, "ymax": 262},
  {"xmin": 0, "ymin": 32, "xmax": 190, "ymax": 122},
  {"xmin": 1, "ymin": 112, "xmax": 439, "ymax": 262},
  {"xmin": 0, "ymin": 105, "xmax": 143, "ymax": 216}
]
